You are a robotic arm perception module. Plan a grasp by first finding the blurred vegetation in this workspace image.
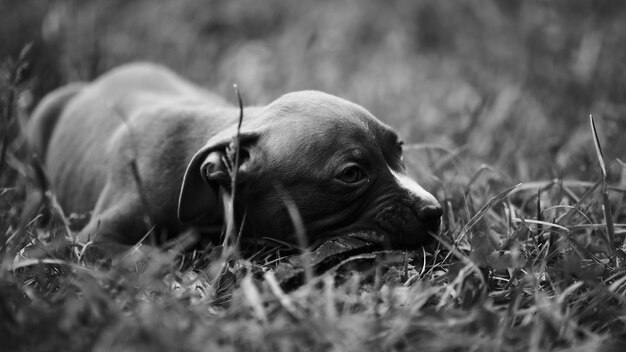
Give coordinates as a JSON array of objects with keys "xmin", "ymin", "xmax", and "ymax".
[
  {"xmin": 3, "ymin": 0, "xmax": 626, "ymax": 179},
  {"xmin": 3, "ymin": 1, "xmax": 626, "ymax": 351}
]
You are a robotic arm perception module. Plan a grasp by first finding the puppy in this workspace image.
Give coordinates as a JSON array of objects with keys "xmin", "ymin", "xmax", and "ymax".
[{"xmin": 27, "ymin": 62, "xmax": 442, "ymax": 250}]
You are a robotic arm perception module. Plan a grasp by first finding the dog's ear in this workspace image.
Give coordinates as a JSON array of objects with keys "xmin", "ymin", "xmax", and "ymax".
[{"xmin": 178, "ymin": 132, "xmax": 259, "ymax": 223}]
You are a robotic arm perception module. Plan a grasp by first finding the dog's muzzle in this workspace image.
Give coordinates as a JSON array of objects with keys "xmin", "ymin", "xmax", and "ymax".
[
  {"xmin": 367, "ymin": 193, "xmax": 442, "ymax": 249},
  {"xmin": 417, "ymin": 204, "xmax": 443, "ymax": 233}
]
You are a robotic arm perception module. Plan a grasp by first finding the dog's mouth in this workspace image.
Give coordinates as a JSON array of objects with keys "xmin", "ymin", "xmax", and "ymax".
[
  {"xmin": 309, "ymin": 226, "xmax": 438, "ymax": 253},
  {"xmin": 304, "ymin": 230, "xmax": 388, "ymax": 263},
  {"xmin": 343, "ymin": 230, "xmax": 388, "ymax": 245},
  {"xmin": 273, "ymin": 229, "xmax": 436, "ymax": 289}
]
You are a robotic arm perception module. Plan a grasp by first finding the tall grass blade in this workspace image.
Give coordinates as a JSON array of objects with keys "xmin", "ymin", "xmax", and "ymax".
[
  {"xmin": 589, "ymin": 115, "xmax": 606, "ymax": 179},
  {"xmin": 445, "ymin": 183, "xmax": 521, "ymax": 260},
  {"xmin": 589, "ymin": 115, "xmax": 616, "ymax": 258},
  {"xmin": 274, "ymin": 183, "xmax": 312, "ymax": 284},
  {"xmin": 223, "ymin": 84, "xmax": 245, "ymax": 247}
]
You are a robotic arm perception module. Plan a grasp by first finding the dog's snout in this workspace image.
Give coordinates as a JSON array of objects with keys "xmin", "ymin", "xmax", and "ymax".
[{"xmin": 417, "ymin": 204, "xmax": 443, "ymax": 223}]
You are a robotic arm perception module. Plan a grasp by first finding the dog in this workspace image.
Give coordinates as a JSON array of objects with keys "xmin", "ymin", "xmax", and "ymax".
[{"xmin": 27, "ymin": 62, "xmax": 442, "ymax": 250}]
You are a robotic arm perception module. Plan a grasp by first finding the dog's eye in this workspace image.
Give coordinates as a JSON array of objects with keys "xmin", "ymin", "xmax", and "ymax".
[
  {"xmin": 336, "ymin": 166, "xmax": 365, "ymax": 184},
  {"xmin": 397, "ymin": 140, "xmax": 405, "ymax": 167}
]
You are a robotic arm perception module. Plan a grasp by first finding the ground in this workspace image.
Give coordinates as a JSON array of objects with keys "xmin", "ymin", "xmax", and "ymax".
[{"xmin": 2, "ymin": 1, "xmax": 626, "ymax": 351}]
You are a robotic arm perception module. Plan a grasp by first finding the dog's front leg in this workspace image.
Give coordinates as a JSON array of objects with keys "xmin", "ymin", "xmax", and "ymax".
[{"xmin": 77, "ymin": 181, "xmax": 150, "ymax": 246}]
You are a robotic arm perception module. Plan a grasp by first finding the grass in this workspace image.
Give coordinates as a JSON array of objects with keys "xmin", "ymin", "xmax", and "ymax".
[
  {"xmin": 2, "ymin": 81, "xmax": 626, "ymax": 350},
  {"xmin": 4, "ymin": 1, "xmax": 626, "ymax": 351}
]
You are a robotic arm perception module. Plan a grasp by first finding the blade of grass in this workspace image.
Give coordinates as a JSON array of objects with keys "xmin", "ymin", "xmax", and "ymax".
[
  {"xmin": 223, "ymin": 84, "xmax": 245, "ymax": 247},
  {"xmin": 589, "ymin": 114, "xmax": 616, "ymax": 258},
  {"xmin": 241, "ymin": 274, "xmax": 267, "ymax": 323},
  {"xmin": 511, "ymin": 218, "xmax": 571, "ymax": 233},
  {"xmin": 589, "ymin": 115, "xmax": 607, "ymax": 179},
  {"xmin": 442, "ymin": 183, "xmax": 521, "ymax": 263},
  {"xmin": 264, "ymin": 271, "xmax": 302, "ymax": 318},
  {"xmin": 556, "ymin": 178, "xmax": 601, "ymax": 226},
  {"xmin": 273, "ymin": 182, "xmax": 312, "ymax": 284}
]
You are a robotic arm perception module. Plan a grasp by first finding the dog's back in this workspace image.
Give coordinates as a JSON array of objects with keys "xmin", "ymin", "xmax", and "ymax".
[
  {"xmin": 28, "ymin": 63, "xmax": 226, "ymax": 156},
  {"xmin": 27, "ymin": 63, "xmax": 229, "ymax": 214},
  {"xmin": 27, "ymin": 82, "xmax": 86, "ymax": 159}
]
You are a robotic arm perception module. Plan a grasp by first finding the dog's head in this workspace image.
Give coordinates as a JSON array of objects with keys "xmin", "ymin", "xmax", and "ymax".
[{"xmin": 178, "ymin": 91, "xmax": 442, "ymax": 248}]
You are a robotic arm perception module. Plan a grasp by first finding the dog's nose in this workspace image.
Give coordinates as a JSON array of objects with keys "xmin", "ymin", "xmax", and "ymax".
[{"xmin": 417, "ymin": 204, "xmax": 443, "ymax": 223}]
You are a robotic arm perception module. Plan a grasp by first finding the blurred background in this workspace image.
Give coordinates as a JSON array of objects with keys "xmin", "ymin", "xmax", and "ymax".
[{"xmin": 2, "ymin": 0, "xmax": 626, "ymax": 181}]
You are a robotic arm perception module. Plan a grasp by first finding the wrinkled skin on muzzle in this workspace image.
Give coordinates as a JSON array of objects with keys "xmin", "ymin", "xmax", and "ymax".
[{"xmin": 363, "ymin": 169, "xmax": 442, "ymax": 248}]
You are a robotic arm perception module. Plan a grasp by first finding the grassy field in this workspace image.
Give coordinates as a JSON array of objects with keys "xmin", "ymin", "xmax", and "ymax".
[{"xmin": 2, "ymin": 1, "xmax": 626, "ymax": 351}]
